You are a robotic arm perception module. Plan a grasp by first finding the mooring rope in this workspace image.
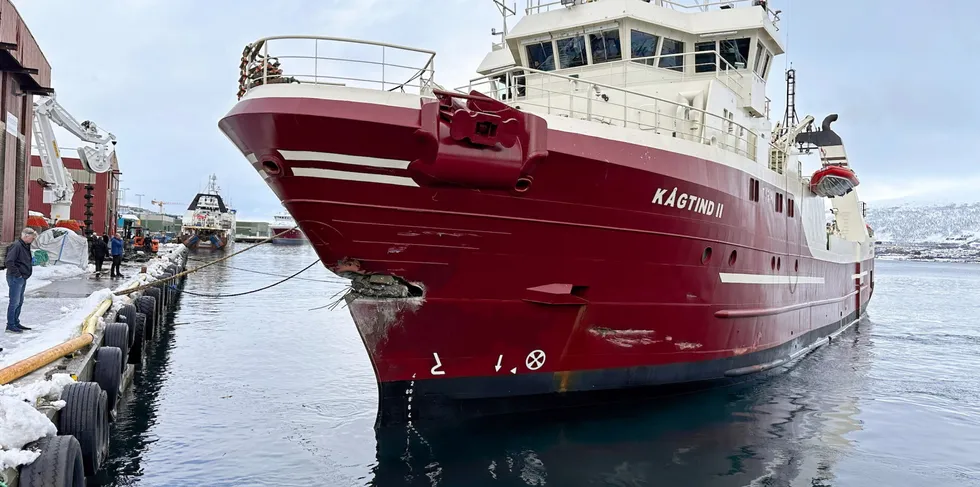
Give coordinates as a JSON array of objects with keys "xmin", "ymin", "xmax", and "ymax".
[
  {"xmin": 183, "ymin": 256, "xmax": 350, "ymax": 285},
  {"xmin": 171, "ymin": 259, "xmax": 321, "ymax": 298},
  {"xmin": 114, "ymin": 226, "xmax": 301, "ymax": 297}
]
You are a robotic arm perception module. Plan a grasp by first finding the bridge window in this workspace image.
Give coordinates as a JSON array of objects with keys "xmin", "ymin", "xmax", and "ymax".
[
  {"xmin": 659, "ymin": 38, "xmax": 685, "ymax": 72},
  {"xmin": 557, "ymin": 36, "xmax": 588, "ymax": 69},
  {"xmin": 720, "ymin": 38, "xmax": 751, "ymax": 69},
  {"xmin": 630, "ymin": 30, "xmax": 659, "ymax": 65},
  {"xmin": 754, "ymin": 42, "xmax": 772, "ymax": 77},
  {"xmin": 695, "ymin": 41, "xmax": 715, "ymax": 73},
  {"xmin": 754, "ymin": 41, "xmax": 765, "ymax": 73},
  {"xmin": 526, "ymin": 41, "xmax": 555, "ymax": 71},
  {"xmin": 589, "ymin": 29, "xmax": 622, "ymax": 64}
]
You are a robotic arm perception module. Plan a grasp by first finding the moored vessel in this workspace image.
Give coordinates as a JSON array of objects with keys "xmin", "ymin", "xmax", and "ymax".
[
  {"xmin": 219, "ymin": 0, "xmax": 875, "ymax": 427},
  {"xmin": 270, "ymin": 210, "xmax": 306, "ymax": 244},
  {"xmin": 180, "ymin": 174, "xmax": 236, "ymax": 250}
]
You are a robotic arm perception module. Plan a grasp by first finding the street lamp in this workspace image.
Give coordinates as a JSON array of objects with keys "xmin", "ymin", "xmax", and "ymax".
[{"xmin": 135, "ymin": 193, "xmax": 145, "ymax": 212}]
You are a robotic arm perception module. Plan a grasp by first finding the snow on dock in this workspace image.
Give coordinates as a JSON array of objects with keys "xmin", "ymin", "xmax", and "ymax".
[{"xmin": 0, "ymin": 245, "xmax": 189, "ymax": 485}]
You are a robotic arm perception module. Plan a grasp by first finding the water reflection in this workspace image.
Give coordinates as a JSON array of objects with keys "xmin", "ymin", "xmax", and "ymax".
[{"xmin": 370, "ymin": 320, "xmax": 872, "ymax": 487}]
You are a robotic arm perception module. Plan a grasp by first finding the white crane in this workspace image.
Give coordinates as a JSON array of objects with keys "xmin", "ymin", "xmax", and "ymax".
[{"xmin": 32, "ymin": 94, "xmax": 117, "ymax": 222}]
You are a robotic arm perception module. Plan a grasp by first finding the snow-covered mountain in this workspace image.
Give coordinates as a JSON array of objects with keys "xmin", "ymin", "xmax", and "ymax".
[{"xmin": 865, "ymin": 202, "xmax": 980, "ymax": 245}]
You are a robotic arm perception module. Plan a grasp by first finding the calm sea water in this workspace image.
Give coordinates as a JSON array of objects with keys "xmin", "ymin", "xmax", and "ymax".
[{"xmin": 88, "ymin": 246, "xmax": 980, "ymax": 486}]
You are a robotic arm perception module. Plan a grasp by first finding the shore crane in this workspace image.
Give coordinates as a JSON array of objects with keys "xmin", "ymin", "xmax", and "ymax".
[
  {"xmin": 151, "ymin": 200, "xmax": 179, "ymax": 215},
  {"xmin": 32, "ymin": 94, "xmax": 117, "ymax": 222}
]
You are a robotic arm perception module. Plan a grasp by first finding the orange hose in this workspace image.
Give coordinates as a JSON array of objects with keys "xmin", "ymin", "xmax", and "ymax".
[{"xmin": 0, "ymin": 334, "xmax": 93, "ymax": 385}]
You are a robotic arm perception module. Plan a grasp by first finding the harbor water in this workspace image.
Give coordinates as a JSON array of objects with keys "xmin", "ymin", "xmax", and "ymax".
[{"xmin": 88, "ymin": 245, "xmax": 980, "ymax": 486}]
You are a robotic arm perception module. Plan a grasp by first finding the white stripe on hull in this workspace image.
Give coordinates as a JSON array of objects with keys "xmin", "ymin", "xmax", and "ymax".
[
  {"xmin": 280, "ymin": 150, "xmax": 412, "ymax": 170},
  {"xmin": 291, "ymin": 166, "xmax": 419, "ymax": 187},
  {"xmin": 719, "ymin": 273, "xmax": 825, "ymax": 285}
]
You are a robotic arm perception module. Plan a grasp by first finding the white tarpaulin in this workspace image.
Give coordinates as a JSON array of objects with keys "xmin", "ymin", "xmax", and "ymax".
[{"xmin": 31, "ymin": 228, "xmax": 89, "ymax": 269}]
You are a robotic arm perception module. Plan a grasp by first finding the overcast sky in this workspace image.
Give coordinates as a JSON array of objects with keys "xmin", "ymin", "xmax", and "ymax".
[{"xmin": 15, "ymin": 0, "xmax": 980, "ymax": 220}]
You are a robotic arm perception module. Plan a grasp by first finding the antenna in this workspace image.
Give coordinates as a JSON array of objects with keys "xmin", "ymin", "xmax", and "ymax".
[{"xmin": 492, "ymin": 0, "xmax": 516, "ymax": 43}]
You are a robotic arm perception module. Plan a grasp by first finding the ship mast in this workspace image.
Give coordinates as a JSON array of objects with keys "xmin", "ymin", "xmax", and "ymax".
[{"xmin": 492, "ymin": 0, "xmax": 516, "ymax": 47}]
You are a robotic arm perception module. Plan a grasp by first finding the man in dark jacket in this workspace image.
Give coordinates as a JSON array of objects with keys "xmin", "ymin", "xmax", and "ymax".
[
  {"xmin": 110, "ymin": 232, "xmax": 124, "ymax": 278},
  {"xmin": 92, "ymin": 234, "xmax": 109, "ymax": 276},
  {"xmin": 5, "ymin": 228, "xmax": 38, "ymax": 341}
]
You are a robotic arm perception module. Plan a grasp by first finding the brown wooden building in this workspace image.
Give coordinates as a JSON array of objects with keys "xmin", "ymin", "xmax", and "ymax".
[{"xmin": 0, "ymin": 0, "xmax": 52, "ymax": 244}]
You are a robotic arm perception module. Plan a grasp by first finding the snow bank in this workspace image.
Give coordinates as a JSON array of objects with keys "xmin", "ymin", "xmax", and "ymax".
[
  {"xmin": 0, "ymin": 288, "xmax": 114, "ymax": 369},
  {"xmin": 0, "ymin": 246, "xmax": 187, "ymax": 469},
  {"xmin": 0, "ymin": 262, "xmax": 90, "ymax": 297},
  {"xmin": 0, "ymin": 373, "xmax": 74, "ymax": 469}
]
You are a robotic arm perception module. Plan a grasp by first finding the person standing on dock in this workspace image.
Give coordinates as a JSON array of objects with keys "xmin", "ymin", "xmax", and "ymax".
[
  {"xmin": 110, "ymin": 232, "xmax": 124, "ymax": 278},
  {"xmin": 5, "ymin": 228, "xmax": 38, "ymax": 340},
  {"xmin": 92, "ymin": 234, "xmax": 109, "ymax": 277}
]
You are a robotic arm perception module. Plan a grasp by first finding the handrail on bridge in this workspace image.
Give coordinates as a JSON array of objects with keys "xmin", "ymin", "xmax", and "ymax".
[
  {"xmin": 237, "ymin": 35, "xmax": 437, "ymax": 100},
  {"xmin": 523, "ymin": 0, "xmax": 780, "ymax": 28},
  {"xmin": 460, "ymin": 63, "xmax": 767, "ymax": 161}
]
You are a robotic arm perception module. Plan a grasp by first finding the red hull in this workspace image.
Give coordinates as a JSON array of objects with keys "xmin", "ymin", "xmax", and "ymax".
[
  {"xmin": 220, "ymin": 92, "xmax": 874, "ymax": 425},
  {"xmin": 269, "ymin": 226, "xmax": 305, "ymax": 244}
]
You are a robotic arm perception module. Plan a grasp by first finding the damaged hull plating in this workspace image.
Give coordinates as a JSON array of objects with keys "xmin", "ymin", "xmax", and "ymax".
[{"xmin": 219, "ymin": 86, "xmax": 875, "ymax": 427}]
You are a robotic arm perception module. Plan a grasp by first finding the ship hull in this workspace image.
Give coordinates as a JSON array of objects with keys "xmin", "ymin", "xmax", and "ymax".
[
  {"xmin": 219, "ymin": 87, "xmax": 875, "ymax": 427},
  {"xmin": 269, "ymin": 226, "xmax": 306, "ymax": 244},
  {"xmin": 377, "ymin": 308, "xmax": 862, "ymax": 425},
  {"xmin": 182, "ymin": 229, "xmax": 230, "ymax": 250}
]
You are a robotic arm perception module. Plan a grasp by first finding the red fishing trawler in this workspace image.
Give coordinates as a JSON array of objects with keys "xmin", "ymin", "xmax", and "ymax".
[
  {"xmin": 269, "ymin": 211, "xmax": 306, "ymax": 244},
  {"xmin": 219, "ymin": 0, "xmax": 875, "ymax": 427}
]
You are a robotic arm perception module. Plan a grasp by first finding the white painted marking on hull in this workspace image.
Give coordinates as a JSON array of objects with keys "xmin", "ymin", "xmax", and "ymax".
[
  {"xmin": 291, "ymin": 166, "xmax": 419, "ymax": 187},
  {"xmin": 851, "ymin": 271, "xmax": 868, "ymax": 280},
  {"xmin": 430, "ymin": 352, "xmax": 445, "ymax": 376},
  {"xmin": 719, "ymin": 273, "xmax": 825, "ymax": 285},
  {"xmin": 280, "ymin": 149, "xmax": 412, "ymax": 169},
  {"xmin": 245, "ymin": 153, "xmax": 258, "ymax": 164}
]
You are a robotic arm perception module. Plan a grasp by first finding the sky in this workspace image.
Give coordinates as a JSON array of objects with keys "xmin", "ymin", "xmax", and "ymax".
[{"xmin": 14, "ymin": 0, "xmax": 980, "ymax": 220}]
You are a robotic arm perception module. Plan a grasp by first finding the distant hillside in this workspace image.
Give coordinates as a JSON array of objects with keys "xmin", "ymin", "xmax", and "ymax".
[{"xmin": 865, "ymin": 202, "xmax": 980, "ymax": 245}]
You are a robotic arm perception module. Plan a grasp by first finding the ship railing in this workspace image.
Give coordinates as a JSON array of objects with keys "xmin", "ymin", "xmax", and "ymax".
[
  {"xmin": 628, "ymin": 50, "xmax": 755, "ymax": 94},
  {"xmin": 237, "ymin": 36, "xmax": 437, "ymax": 100},
  {"xmin": 523, "ymin": 0, "xmax": 781, "ymax": 28},
  {"xmin": 462, "ymin": 65, "xmax": 762, "ymax": 162}
]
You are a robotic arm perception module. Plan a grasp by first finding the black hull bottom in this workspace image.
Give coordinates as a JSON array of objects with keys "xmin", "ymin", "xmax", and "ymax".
[{"xmin": 376, "ymin": 309, "xmax": 865, "ymax": 429}]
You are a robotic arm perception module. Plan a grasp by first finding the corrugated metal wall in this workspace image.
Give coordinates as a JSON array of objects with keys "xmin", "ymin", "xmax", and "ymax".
[{"xmin": 0, "ymin": 0, "xmax": 51, "ymax": 243}]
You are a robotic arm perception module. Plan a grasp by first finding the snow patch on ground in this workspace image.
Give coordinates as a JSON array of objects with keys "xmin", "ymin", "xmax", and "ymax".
[
  {"xmin": 0, "ymin": 246, "xmax": 187, "ymax": 469},
  {"xmin": 0, "ymin": 262, "xmax": 90, "ymax": 296},
  {"xmin": 0, "ymin": 373, "xmax": 74, "ymax": 469},
  {"xmin": 0, "ymin": 288, "xmax": 114, "ymax": 369}
]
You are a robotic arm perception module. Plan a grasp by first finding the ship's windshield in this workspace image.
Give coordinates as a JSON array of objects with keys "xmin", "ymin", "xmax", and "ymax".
[
  {"xmin": 556, "ymin": 36, "xmax": 587, "ymax": 69},
  {"xmin": 630, "ymin": 30, "xmax": 660, "ymax": 65},
  {"xmin": 695, "ymin": 41, "xmax": 715, "ymax": 72},
  {"xmin": 589, "ymin": 29, "xmax": 622, "ymax": 64},
  {"xmin": 658, "ymin": 37, "xmax": 685, "ymax": 71},
  {"xmin": 720, "ymin": 38, "xmax": 751, "ymax": 69},
  {"xmin": 526, "ymin": 41, "xmax": 555, "ymax": 71}
]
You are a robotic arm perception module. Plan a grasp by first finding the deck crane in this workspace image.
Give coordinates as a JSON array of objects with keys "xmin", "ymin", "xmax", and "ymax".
[{"xmin": 32, "ymin": 94, "xmax": 117, "ymax": 222}]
